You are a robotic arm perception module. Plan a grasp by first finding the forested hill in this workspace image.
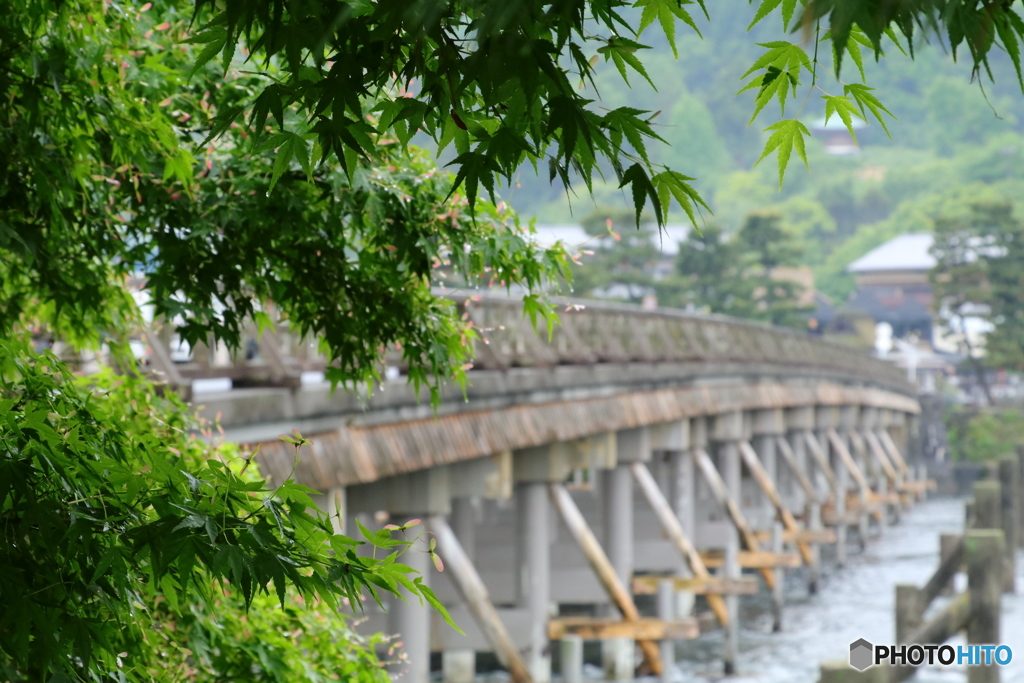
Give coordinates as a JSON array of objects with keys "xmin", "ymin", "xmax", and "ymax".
[{"xmin": 500, "ymin": 0, "xmax": 1024, "ymax": 301}]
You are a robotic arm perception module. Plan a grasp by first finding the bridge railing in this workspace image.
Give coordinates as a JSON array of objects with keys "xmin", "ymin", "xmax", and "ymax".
[
  {"xmin": 137, "ymin": 290, "xmax": 912, "ymax": 395},
  {"xmin": 455, "ymin": 292, "xmax": 911, "ymax": 391}
]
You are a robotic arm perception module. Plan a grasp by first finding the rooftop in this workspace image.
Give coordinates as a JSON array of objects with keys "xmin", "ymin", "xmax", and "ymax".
[{"xmin": 847, "ymin": 233, "xmax": 936, "ymax": 273}]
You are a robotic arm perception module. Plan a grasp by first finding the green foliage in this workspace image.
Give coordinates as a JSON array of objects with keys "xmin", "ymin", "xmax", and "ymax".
[
  {"xmin": 946, "ymin": 409, "xmax": 1024, "ymax": 463},
  {"xmin": 1, "ymin": 0, "xmax": 573, "ymax": 400},
  {"xmin": 183, "ymin": 0, "xmax": 1024, "ymax": 227},
  {"xmin": 662, "ymin": 212, "xmax": 811, "ymax": 327},
  {"xmin": 930, "ymin": 201, "xmax": 1024, "ymax": 370},
  {"xmin": 0, "ymin": 340, "xmax": 452, "ymax": 680},
  {"xmin": 137, "ymin": 591, "xmax": 391, "ymax": 681},
  {"xmin": 569, "ymin": 208, "xmax": 663, "ymax": 302}
]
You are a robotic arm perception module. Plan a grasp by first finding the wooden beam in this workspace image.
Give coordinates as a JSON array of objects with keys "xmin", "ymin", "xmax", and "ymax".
[
  {"xmin": 774, "ymin": 436, "xmax": 818, "ymax": 504},
  {"xmin": 877, "ymin": 429, "xmax": 910, "ymax": 476},
  {"xmin": 631, "ymin": 575, "xmax": 759, "ymax": 596},
  {"xmin": 548, "ymin": 617, "xmax": 699, "ymax": 641},
  {"xmin": 698, "ymin": 550, "xmax": 801, "ymax": 569},
  {"xmin": 629, "ymin": 462, "xmax": 730, "ymax": 627},
  {"xmin": 693, "ymin": 449, "xmax": 775, "ymax": 590},
  {"xmin": 919, "ymin": 536, "xmax": 964, "ymax": 612},
  {"xmin": 431, "ymin": 516, "xmax": 533, "ymax": 683},
  {"xmin": 751, "ymin": 528, "xmax": 837, "ymax": 544},
  {"xmin": 739, "ymin": 441, "xmax": 813, "ymax": 566},
  {"xmin": 803, "ymin": 432, "xmax": 840, "ymax": 494},
  {"xmin": 548, "ymin": 484, "xmax": 662, "ymax": 674},
  {"xmin": 827, "ymin": 429, "xmax": 871, "ymax": 493},
  {"xmin": 863, "ymin": 430, "xmax": 899, "ymax": 484}
]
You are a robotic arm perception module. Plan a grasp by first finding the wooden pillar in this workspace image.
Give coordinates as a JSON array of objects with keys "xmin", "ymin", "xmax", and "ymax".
[
  {"xmin": 719, "ymin": 438, "xmax": 741, "ymax": 676},
  {"xmin": 390, "ymin": 517, "xmax": 432, "ymax": 683},
  {"xmin": 808, "ymin": 503, "xmax": 822, "ymax": 595},
  {"xmin": 657, "ymin": 580, "xmax": 675, "ymax": 683},
  {"xmin": 602, "ymin": 428, "xmax": 643, "ymax": 681},
  {"xmin": 974, "ymin": 480, "xmax": 1001, "ymax": 531},
  {"xmin": 723, "ymin": 540, "xmax": 739, "ymax": 676},
  {"xmin": 668, "ymin": 447, "xmax": 696, "ymax": 618},
  {"xmin": 548, "ymin": 484, "xmax": 662, "ymax": 675},
  {"xmin": 966, "ymin": 529, "xmax": 1004, "ymax": 683},
  {"xmin": 771, "ymin": 522, "xmax": 784, "ymax": 632},
  {"xmin": 445, "ymin": 497, "xmax": 478, "ymax": 683},
  {"xmin": 782, "ymin": 423, "xmax": 821, "ymax": 594},
  {"xmin": 894, "ymin": 584, "xmax": 921, "ymax": 644},
  {"xmin": 561, "ymin": 636, "xmax": 583, "ymax": 683},
  {"xmin": 518, "ymin": 483, "xmax": 551, "ymax": 683},
  {"xmin": 631, "ymin": 462, "xmax": 729, "ymax": 627},
  {"xmin": 997, "ymin": 458, "xmax": 1018, "ymax": 593}
]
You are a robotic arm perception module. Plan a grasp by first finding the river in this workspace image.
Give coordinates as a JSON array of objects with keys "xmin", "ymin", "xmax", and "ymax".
[{"xmin": 667, "ymin": 497, "xmax": 1024, "ymax": 682}]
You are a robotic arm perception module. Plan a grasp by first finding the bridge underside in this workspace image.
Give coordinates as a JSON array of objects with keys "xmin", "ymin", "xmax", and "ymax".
[{"xmin": 194, "ymin": 299, "xmax": 922, "ymax": 683}]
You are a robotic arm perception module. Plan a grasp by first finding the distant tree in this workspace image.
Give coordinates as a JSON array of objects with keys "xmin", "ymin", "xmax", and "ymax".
[
  {"xmin": 737, "ymin": 212, "xmax": 812, "ymax": 328},
  {"xmin": 570, "ymin": 208, "xmax": 662, "ymax": 303},
  {"xmin": 930, "ymin": 202, "xmax": 1024, "ymax": 388},
  {"xmin": 665, "ymin": 224, "xmax": 753, "ymax": 316},
  {"xmin": 666, "ymin": 213, "xmax": 809, "ymax": 327}
]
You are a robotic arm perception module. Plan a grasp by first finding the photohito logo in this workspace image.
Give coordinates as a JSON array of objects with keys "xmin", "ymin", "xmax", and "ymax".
[{"xmin": 849, "ymin": 639, "xmax": 1013, "ymax": 670}]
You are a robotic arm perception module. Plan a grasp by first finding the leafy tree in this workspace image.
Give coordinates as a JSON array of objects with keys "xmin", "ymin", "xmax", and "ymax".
[
  {"xmin": 0, "ymin": 340, "xmax": 454, "ymax": 680},
  {"xmin": 185, "ymin": 0, "xmax": 1024, "ymax": 226},
  {"xmin": 663, "ymin": 213, "xmax": 809, "ymax": 327},
  {"xmin": 665, "ymin": 224, "xmax": 753, "ymax": 316},
  {"xmin": 930, "ymin": 202, "xmax": 1024, "ymax": 379},
  {"xmin": 8, "ymin": 0, "xmax": 1024, "ymax": 677},
  {"xmin": 735, "ymin": 212, "xmax": 811, "ymax": 328},
  {"xmin": 569, "ymin": 208, "xmax": 664, "ymax": 302}
]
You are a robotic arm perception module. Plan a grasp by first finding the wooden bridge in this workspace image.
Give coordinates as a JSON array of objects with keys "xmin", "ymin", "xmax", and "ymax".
[{"xmin": 151, "ymin": 293, "xmax": 929, "ymax": 683}]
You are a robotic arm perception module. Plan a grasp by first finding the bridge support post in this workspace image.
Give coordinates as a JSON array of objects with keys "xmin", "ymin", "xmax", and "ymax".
[
  {"xmin": 560, "ymin": 635, "xmax": 584, "ymax": 683},
  {"xmin": 783, "ymin": 409, "xmax": 821, "ymax": 595},
  {"xmin": 518, "ymin": 482, "xmax": 552, "ymax": 683},
  {"xmin": 601, "ymin": 428, "xmax": 645, "ymax": 680},
  {"xmin": 713, "ymin": 411, "xmax": 744, "ymax": 676},
  {"xmin": 389, "ymin": 515, "xmax": 432, "ymax": 683},
  {"xmin": 770, "ymin": 521, "xmax": 784, "ymax": 632},
  {"xmin": 444, "ymin": 497, "xmax": 477, "ymax": 683},
  {"xmin": 815, "ymin": 409, "xmax": 847, "ymax": 567},
  {"xmin": 657, "ymin": 579, "xmax": 675, "ymax": 683},
  {"xmin": 670, "ymin": 418, "xmax": 703, "ymax": 618}
]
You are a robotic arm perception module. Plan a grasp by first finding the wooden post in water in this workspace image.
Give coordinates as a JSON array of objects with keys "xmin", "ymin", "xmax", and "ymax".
[
  {"xmin": 894, "ymin": 584, "xmax": 921, "ymax": 644},
  {"xmin": 657, "ymin": 580, "xmax": 675, "ymax": 683},
  {"xmin": 997, "ymin": 458, "xmax": 1018, "ymax": 593},
  {"xmin": 723, "ymin": 541, "xmax": 739, "ymax": 676},
  {"xmin": 966, "ymin": 529, "xmax": 1004, "ymax": 683},
  {"xmin": 974, "ymin": 480, "xmax": 1002, "ymax": 531},
  {"xmin": 771, "ymin": 522, "xmax": 784, "ymax": 632}
]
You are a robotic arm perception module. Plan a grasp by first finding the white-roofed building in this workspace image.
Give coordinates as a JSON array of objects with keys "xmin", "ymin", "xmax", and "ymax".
[
  {"xmin": 847, "ymin": 233, "xmax": 936, "ymax": 275},
  {"xmin": 844, "ymin": 233, "xmax": 936, "ymax": 342}
]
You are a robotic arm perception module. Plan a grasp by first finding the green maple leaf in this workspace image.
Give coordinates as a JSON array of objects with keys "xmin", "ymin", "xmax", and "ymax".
[
  {"xmin": 753, "ymin": 119, "xmax": 810, "ymax": 190},
  {"xmin": 822, "ymin": 95, "xmax": 865, "ymax": 144}
]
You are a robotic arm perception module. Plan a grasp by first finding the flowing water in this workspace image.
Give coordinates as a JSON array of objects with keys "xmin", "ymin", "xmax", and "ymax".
[
  {"xmin": 666, "ymin": 497, "xmax": 1024, "ymax": 683},
  {"xmin": 469, "ymin": 497, "xmax": 1023, "ymax": 683}
]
